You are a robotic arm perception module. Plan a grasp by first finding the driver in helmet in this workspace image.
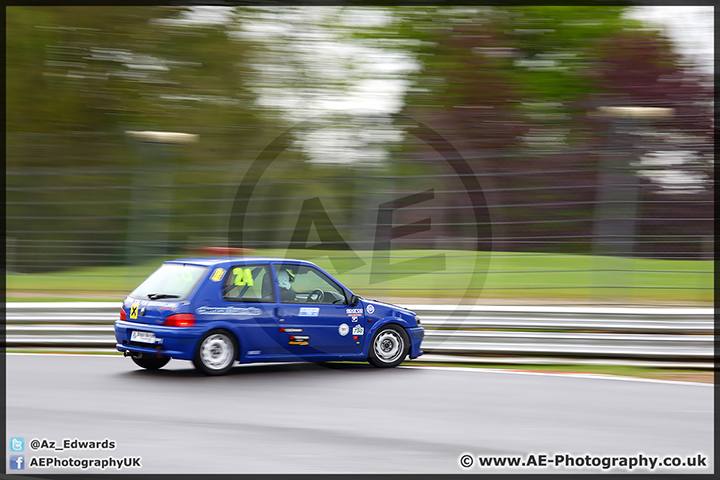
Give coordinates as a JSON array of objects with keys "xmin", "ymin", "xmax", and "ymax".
[{"xmin": 277, "ymin": 269, "xmax": 298, "ymax": 303}]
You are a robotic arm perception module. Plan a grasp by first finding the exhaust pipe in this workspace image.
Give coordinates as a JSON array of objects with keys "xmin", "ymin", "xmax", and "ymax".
[{"xmin": 123, "ymin": 350, "xmax": 142, "ymax": 358}]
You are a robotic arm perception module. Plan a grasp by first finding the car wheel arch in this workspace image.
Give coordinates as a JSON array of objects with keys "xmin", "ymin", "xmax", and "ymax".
[{"xmin": 366, "ymin": 318, "xmax": 411, "ymax": 335}]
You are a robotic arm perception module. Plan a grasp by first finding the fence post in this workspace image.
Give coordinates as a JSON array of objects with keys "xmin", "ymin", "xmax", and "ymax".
[
  {"xmin": 124, "ymin": 131, "xmax": 198, "ymax": 264},
  {"xmin": 591, "ymin": 106, "xmax": 674, "ymax": 302}
]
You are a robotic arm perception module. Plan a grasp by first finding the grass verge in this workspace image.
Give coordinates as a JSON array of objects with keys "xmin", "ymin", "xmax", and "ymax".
[{"xmin": 6, "ymin": 249, "xmax": 713, "ymax": 303}]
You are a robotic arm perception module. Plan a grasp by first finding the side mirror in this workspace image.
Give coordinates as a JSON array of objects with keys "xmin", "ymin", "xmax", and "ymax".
[{"xmin": 349, "ymin": 294, "xmax": 360, "ymax": 306}]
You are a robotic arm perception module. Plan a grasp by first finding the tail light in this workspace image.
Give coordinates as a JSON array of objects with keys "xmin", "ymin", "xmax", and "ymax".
[
  {"xmin": 164, "ymin": 313, "xmax": 195, "ymax": 327},
  {"xmin": 120, "ymin": 308, "xmax": 127, "ymax": 321}
]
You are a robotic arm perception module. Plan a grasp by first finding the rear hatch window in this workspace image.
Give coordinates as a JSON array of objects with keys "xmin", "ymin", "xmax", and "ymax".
[{"xmin": 130, "ymin": 263, "xmax": 208, "ymax": 302}]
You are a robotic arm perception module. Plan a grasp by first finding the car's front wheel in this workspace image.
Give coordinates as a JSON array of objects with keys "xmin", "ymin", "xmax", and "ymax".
[
  {"xmin": 193, "ymin": 330, "xmax": 238, "ymax": 376},
  {"xmin": 368, "ymin": 324, "xmax": 409, "ymax": 368},
  {"xmin": 131, "ymin": 353, "xmax": 170, "ymax": 371}
]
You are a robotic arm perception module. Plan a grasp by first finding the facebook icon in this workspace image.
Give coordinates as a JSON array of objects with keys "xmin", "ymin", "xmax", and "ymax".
[{"xmin": 10, "ymin": 455, "xmax": 25, "ymax": 470}]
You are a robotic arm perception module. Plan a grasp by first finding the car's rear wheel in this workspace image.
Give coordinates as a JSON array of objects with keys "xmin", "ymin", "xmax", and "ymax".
[
  {"xmin": 193, "ymin": 330, "xmax": 238, "ymax": 376},
  {"xmin": 368, "ymin": 324, "xmax": 409, "ymax": 368},
  {"xmin": 131, "ymin": 353, "xmax": 170, "ymax": 371}
]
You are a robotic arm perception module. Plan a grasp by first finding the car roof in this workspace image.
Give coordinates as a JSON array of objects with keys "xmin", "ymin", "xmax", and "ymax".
[{"xmin": 164, "ymin": 257, "xmax": 319, "ymax": 268}]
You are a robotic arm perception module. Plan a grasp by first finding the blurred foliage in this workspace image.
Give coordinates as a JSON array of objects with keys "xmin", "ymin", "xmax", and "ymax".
[
  {"xmin": 7, "ymin": 6, "xmax": 283, "ymax": 268},
  {"xmin": 395, "ymin": 6, "xmax": 713, "ymax": 257},
  {"xmin": 7, "ymin": 7, "xmax": 270, "ymax": 155},
  {"xmin": 5, "ymin": 6, "xmax": 714, "ymax": 282}
]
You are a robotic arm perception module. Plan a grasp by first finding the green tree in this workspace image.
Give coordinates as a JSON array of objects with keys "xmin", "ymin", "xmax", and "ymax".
[
  {"xmin": 6, "ymin": 6, "xmax": 281, "ymax": 270},
  {"xmin": 396, "ymin": 6, "xmax": 713, "ymax": 258}
]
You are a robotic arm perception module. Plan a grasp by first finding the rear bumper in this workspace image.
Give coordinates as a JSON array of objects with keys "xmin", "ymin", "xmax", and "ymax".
[
  {"xmin": 114, "ymin": 320, "xmax": 200, "ymax": 360},
  {"xmin": 406, "ymin": 326, "xmax": 424, "ymax": 359}
]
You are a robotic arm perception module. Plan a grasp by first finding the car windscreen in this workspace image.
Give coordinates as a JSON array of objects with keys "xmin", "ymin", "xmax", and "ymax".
[{"xmin": 130, "ymin": 263, "xmax": 208, "ymax": 301}]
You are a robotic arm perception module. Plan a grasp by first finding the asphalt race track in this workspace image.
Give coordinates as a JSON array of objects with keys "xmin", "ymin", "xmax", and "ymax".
[{"xmin": 6, "ymin": 354, "xmax": 713, "ymax": 474}]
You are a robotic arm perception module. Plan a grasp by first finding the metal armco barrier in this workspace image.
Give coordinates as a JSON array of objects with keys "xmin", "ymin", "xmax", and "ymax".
[{"xmin": 5, "ymin": 303, "xmax": 715, "ymax": 366}]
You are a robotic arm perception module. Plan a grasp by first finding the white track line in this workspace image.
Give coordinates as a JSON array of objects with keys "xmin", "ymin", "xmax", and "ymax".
[{"xmin": 401, "ymin": 365, "xmax": 713, "ymax": 387}]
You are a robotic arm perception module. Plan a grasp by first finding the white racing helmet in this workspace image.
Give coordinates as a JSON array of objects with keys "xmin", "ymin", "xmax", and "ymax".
[{"xmin": 277, "ymin": 269, "xmax": 295, "ymax": 290}]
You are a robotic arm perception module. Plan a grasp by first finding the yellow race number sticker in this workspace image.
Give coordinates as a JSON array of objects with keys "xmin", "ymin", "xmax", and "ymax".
[
  {"xmin": 130, "ymin": 303, "xmax": 139, "ymax": 320},
  {"xmin": 233, "ymin": 268, "xmax": 254, "ymax": 286}
]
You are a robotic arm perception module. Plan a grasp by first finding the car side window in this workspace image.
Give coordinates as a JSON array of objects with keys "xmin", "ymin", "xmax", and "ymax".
[
  {"xmin": 274, "ymin": 265, "xmax": 346, "ymax": 305},
  {"xmin": 223, "ymin": 265, "xmax": 275, "ymax": 302}
]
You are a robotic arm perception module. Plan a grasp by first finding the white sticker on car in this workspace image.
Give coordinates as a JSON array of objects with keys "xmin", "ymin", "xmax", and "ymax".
[
  {"xmin": 196, "ymin": 306, "xmax": 262, "ymax": 316},
  {"xmin": 299, "ymin": 307, "xmax": 319, "ymax": 317},
  {"xmin": 338, "ymin": 323, "xmax": 349, "ymax": 336},
  {"xmin": 346, "ymin": 308, "xmax": 363, "ymax": 317},
  {"xmin": 136, "ymin": 300, "xmax": 181, "ymax": 309},
  {"xmin": 352, "ymin": 325, "xmax": 364, "ymax": 336},
  {"xmin": 130, "ymin": 331, "xmax": 156, "ymax": 343},
  {"xmin": 366, "ymin": 304, "xmax": 375, "ymax": 314}
]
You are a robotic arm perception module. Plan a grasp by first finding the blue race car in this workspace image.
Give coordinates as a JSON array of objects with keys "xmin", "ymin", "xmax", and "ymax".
[{"xmin": 115, "ymin": 257, "xmax": 424, "ymax": 375}]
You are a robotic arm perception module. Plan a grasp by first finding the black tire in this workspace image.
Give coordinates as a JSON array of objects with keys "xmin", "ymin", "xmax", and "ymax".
[
  {"xmin": 192, "ymin": 330, "xmax": 238, "ymax": 376},
  {"xmin": 367, "ymin": 324, "xmax": 409, "ymax": 368},
  {"xmin": 131, "ymin": 353, "xmax": 170, "ymax": 371}
]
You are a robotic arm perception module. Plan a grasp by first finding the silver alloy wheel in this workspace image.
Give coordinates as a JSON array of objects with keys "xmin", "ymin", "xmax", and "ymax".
[
  {"xmin": 374, "ymin": 330, "xmax": 403, "ymax": 363},
  {"xmin": 199, "ymin": 333, "xmax": 234, "ymax": 370}
]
